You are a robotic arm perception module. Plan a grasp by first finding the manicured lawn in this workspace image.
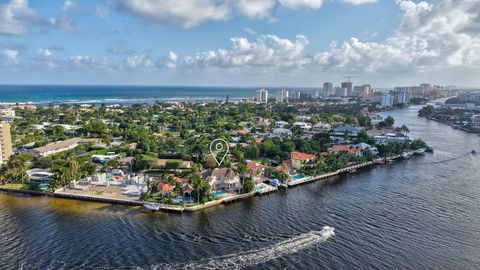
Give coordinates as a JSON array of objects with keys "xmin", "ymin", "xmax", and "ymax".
[
  {"xmin": 95, "ymin": 148, "xmax": 112, "ymax": 155},
  {"xmin": 2, "ymin": 183, "xmax": 31, "ymax": 190}
]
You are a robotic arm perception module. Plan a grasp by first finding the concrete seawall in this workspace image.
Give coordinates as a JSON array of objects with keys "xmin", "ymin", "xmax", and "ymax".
[{"xmin": 0, "ymin": 149, "xmax": 425, "ymax": 213}]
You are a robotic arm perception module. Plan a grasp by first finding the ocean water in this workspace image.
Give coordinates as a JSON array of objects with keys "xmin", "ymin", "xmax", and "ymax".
[
  {"xmin": 0, "ymin": 85, "xmax": 317, "ymax": 105},
  {"xmin": 1, "ymin": 106, "xmax": 479, "ymax": 269}
]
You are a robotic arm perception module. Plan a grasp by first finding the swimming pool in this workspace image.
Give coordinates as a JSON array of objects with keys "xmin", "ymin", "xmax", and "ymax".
[
  {"xmin": 255, "ymin": 184, "xmax": 266, "ymax": 191},
  {"xmin": 211, "ymin": 190, "xmax": 229, "ymax": 197},
  {"xmin": 173, "ymin": 197, "xmax": 194, "ymax": 204},
  {"xmin": 293, "ymin": 174, "xmax": 306, "ymax": 180}
]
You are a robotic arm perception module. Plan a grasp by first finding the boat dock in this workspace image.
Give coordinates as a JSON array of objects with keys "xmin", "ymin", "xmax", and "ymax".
[
  {"xmin": 222, "ymin": 192, "xmax": 256, "ymax": 204},
  {"xmin": 0, "ymin": 187, "xmax": 144, "ymax": 206},
  {"xmin": 256, "ymin": 184, "xmax": 278, "ymax": 195},
  {"xmin": 54, "ymin": 192, "xmax": 144, "ymax": 206},
  {"xmin": 1, "ymin": 149, "xmax": 427, "ymax": 213}
]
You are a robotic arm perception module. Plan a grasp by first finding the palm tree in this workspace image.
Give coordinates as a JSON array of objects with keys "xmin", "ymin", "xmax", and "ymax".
[
  {"xmin": 0, "ymin": 157, "xmax": 29, "ymax": 184},
  {"xmin": 236, "ymin": 163, "xmax": 248, "ymax": 193},
  {"xmin": 67, "ymin": 158, "xmax": 80, "ymax": 187}
]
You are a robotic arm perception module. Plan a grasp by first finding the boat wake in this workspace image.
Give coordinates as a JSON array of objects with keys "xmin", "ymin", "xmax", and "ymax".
[{"xmin": 154, "ymin": 226, "xmax": 335, "ymax": 270}]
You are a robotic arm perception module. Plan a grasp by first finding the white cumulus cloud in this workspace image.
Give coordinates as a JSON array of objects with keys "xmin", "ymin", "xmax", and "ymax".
[
  {"xmin": 341, "ymin": 0, "xmax": 377, "ymax": 5},
  {"xmin": 119, "ymin": 0, "xmax": 371, "ymax": 28},
  {"xmin": 3, "ymin": 49, "xmax": 19, "ymax": 64},
  {"xmin": 119, "ymin": 0, "xmax": 231, "ymax": 28},
  {"xmin": 278, "ymin": 0, "xmax": 324, "ymax": 9}
]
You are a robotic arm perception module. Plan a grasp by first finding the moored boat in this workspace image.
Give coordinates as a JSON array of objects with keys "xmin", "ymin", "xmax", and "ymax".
[
  {"xmin": 143, "ymin": 202, "xmax": 161, "ymax": 212},
  {"xmin": 426, "ymin": 145, "xmax": 434, "ymax": 153}
]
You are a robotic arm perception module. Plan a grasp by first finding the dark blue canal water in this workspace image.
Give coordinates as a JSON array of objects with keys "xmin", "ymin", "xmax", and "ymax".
[{"xmin": 1, "ymin": 105, "xmax": 479, "ymax": 269}]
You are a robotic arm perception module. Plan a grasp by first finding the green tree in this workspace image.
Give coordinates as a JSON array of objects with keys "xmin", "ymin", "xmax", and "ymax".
[
  {"xmin": 190, "ymin": 174, "xmax": 211, "ymax": 204},
  {"xmin": 243, "ymin": 176, "xmax": 255, "ymax": 193},
  {"xmin": 0, "ymin": 156, "xmax": 29, "ymax": 184}
]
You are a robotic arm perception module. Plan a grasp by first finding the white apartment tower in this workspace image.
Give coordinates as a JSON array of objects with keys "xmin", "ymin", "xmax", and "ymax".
[
  {"xmin": 323, "ymin": 82, "xmax": 334, "ymax": 97},
  {"xmin": 256, "ymin": 89, "xmax": 268, "ymax": 103},
  {"xmin": 276, "ymin": 89, "xmax": 289, "ymax": 103}
]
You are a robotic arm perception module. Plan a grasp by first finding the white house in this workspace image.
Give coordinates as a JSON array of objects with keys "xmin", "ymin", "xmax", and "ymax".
[
  {"xmin": 374, "ymin": 134, "xmax": 408, "ymax": 145},
  {"xmin": 292, "ymin": 122, "xmax": 312, "ymax": 131},
  {"xmin": 207, "ymin": 168, "xmax": 241, "ymax": 192},
  {"xmin": 353, "ymin": 143, "xmax": 379, "ymax": 156}
]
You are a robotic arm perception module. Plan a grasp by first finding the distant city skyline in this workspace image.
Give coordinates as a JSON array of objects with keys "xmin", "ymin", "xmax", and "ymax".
[{"xmin": 1, "ymin": 0, "xmax": 480, "ymax": 87}]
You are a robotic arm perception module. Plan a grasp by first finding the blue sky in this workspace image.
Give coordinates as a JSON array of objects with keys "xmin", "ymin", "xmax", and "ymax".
[{"xmin": 1, "ymin": 0, "xmax": 480, "ymax": 87}]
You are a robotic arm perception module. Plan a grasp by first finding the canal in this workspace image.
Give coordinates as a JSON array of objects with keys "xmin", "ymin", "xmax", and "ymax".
[{"xmin": 1, "ymin": 106, "xmax": 479, "ymax": 269}]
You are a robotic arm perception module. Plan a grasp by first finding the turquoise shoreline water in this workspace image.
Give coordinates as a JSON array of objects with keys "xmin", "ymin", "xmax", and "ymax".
[
  {"xmin": 0, "ymin": 85, "xmax": 317, "ymax": 105},
  {"xmin": 0, "ymin": 106, "xmax": 479, "ymax": 269}
]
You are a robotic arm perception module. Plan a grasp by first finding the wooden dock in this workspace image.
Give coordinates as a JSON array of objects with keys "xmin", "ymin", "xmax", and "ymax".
[
  {"xmin": 152, "ymin": 203, "xmax": 185, "ymax": 213},
  {"xmin": 256, "ymin": 185, "xmax": 278, "ymax": 195},
  {"xmin": 1, "ymin": 149, "xmax": 426, "ymax": 213}
]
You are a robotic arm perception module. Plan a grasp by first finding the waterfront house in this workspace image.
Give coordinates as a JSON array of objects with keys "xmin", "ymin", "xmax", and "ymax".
[
  {"xmin": 206, "ymin": 168, "xmax": 241, "ymax": 192},
  {"xmin": 182, "ymin": 184, "xmax": 194, "ymax": 197},
  {"xmin": 246, "ymin": 160, "xmax": 266, "ymax": 182},
  {"xmin": 367, "ymin": 128, "xmax": 396, "ymax": 137},
  {"xmin": 291, "ymin": 151, "xmax": 317, "ymax": 169},
  {"xmin": 353, "ymin": 143, "xmax": 379, "ymax": 156},
  {"xmin": 157, "ymin": 182, "xmax": 175, "ymax": 196},
  {"xmin": 28, "ymin": 168, "xmax": 53, "ymax": 185},
  {"xmin": 332, "ymin": 126, "xmax": 360, "ymax": 137},
  {"xmin": 327, "ymin": 145, "xmax": 362, "ymax": 156},
  {"xmin": 373, "ymin": 134, "xmax": 408, "ymax": 145}
]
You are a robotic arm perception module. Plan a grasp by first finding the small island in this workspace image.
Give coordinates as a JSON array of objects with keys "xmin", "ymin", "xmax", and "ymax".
[{"xmin": 418, "ymin": 93, "xmax": 480, "ymax": 133}]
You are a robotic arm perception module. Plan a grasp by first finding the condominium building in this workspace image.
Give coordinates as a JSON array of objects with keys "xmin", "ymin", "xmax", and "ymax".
[
  {"xmin": 256, "ymin": 89, "xmax": 268, "ymax": 103},
  {"xmin": 334, "ymin": 87, "xmax": 348, "ymax": 97},
  {"xmin": 354, "ymin": 84, "xmax": 372, "ymax": 97},
  {"xmin": 276, "ymin": 89, "xmax": 289, "ymax": 103},
  {"xmin": 392, "ymin": 89, "xmax": 411, "ymax": 104},
  {"xmin": 0, "ymin": 122, "xmax": 13, "ymax": 165},
  {"xmin": 323, "ymin": 82, "xmax": 334, "ymax": 97},
  {"xmin": 380, "ymin": 94, "xmax": 394, "ymax": 108},
  {"xmin": 341, "ymin": 82, "xmax": 353, "ymax": 96}
]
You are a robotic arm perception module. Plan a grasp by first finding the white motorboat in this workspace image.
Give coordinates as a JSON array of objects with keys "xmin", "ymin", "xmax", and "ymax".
[{"xmin": 143, "ymin": 202, "xmax": 161, "ymax": 212}]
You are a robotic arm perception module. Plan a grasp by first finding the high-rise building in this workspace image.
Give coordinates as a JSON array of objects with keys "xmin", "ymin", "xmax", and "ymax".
[
  {"xmin": 323, "ymin": 82, "xmax": 333, "ymax": 97},
  {"xmin": 334, "ymin": 87, "xmax": 348, "ymax": 97},
  {"xmin": 341, "ymin": 82, "xmax": 353, "ymax": 96},
  {"xmin": 392, "ymin": 89, "xmax": 411, "ymax": 104},
  {"xmin": 380, "ymin": 94, "xmax": 394, "ymax": 108},
  {"xmin": 354, "ymin": 84, "xmax": 372, "ymax": 97},
  {"xmin": 0, "ymin": 122, "xmax": 13, "ymax": 165},
  {"xmin": 276, "ymin": 89, "xmax": 289, "ymax": 103},
  {"xmin": 255, "ymin": 89, "xmax": 268, "ymax": 103}
]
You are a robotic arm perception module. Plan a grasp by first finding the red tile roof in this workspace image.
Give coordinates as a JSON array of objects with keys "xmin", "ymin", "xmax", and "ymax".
[
  {"xmin": 328, "ymin": 145, "xmax": 360, "ymax": 155},
  {"xmin": 246, "ymin": 161, "xmax": 266, "ymax": 175},
  {"xmin": 233, "ymin": 129, "xmax": 250, "ymax": 135},
  {"xmin": 291, "ymin": 151, "xmax": 317, "ymax": 161},
  {"xmin": 157, "ymin": 182, "xmax": 174, "ymax": 193},
  {"xmin": 173, "ymin": 176, "xmax": 189, "ymax": 184},
  {"xmin": 182, "ymin": 184, "xmax": 194, "ymax": 193}
]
